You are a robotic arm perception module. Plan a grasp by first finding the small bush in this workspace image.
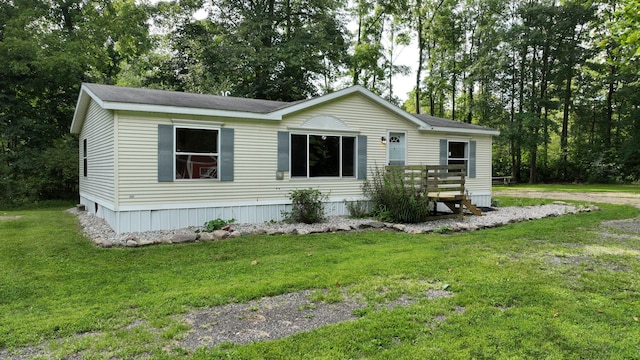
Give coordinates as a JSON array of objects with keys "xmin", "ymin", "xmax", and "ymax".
[
  {"xmin": 201, "ymin": 218, "xmax": 236, "ymax": 232},
  {"xmin": 282, "ymin": 188, "xmax": 326, "ymax": 224},
  {"xmin": 362, "ymin": 166, "xmax": 432, "ymax": 223},
  {"xmin": 344, "ymin": 199, "xmax": 370, "ymax": 218}
]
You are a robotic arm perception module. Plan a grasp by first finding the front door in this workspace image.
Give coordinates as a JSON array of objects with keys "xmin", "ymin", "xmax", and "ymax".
[{"xmin": 388, "ymin": 132, "xmax": 406, "ymax": 166}]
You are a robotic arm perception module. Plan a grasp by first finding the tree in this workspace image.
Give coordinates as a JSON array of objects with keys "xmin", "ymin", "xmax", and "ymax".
[
  {"xmin": 0, "ymin": 0, "xmax": 152, "ymax": 205},
  {"xmin": 176, "ymin": 0, "xmax": 351, "ymax": 101}
]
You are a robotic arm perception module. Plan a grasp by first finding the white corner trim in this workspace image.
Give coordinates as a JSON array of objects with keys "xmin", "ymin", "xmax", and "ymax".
[{"xmin": 79, "ymin": 192, "xmax": 116, "ymax": 211}]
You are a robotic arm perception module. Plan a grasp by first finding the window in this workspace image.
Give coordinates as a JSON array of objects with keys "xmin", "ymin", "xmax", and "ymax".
[
  {"xmin": 83, "ymin": 139, "xmax": 87, "ymax": 177},
  {"xmin": 175, "ymin": 127, "xmax": 218, "ymax": 179},
  {"xmin": 448, "ymin": 141, "xmax": 468, "ymax": 172},
  {"xmin": 290, "ymin": 134, "xmax": 356, "ymax": 178}
]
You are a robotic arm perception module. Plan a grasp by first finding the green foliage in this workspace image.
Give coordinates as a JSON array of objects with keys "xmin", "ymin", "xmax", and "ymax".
[
  {"xmin": 0, "ymin": 136, "xmax": 79, "ymax": 207},
  {"xmin": 362, "ymin": 167, "xmax": 432, "ymax": 223},
  {"xmin": 152, "ymin": 0, "xmax": 349, "ymax": 101},
  {"xmin": 282, "ymin": 188, "xmax": 327, "ymax": 224},
  {"xmin": 201, "ymin": 218, "xmax": 236, "ymax": 232},
  {"xmin": 343, "ymin": 199, "xmax": 370, "ymax": 219},
  {"xmin": 2, "ymin": 200, "xmax": 640, "ymax": 358},
  {"xmin": 0, "ymin": 0, "xmax": 151, "ymax": 205},
  {"xmin": 433, "ymin": 225, "xmax": 453, "ymax": 234}
]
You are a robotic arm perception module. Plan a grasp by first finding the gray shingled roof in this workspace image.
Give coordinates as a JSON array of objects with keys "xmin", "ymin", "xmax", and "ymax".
[
  {"xmin": 84, "ymin": 83, "xmax": 301, "ymax": 114},
  {"xmin": 83, "ymin": 83, "xmax": 496, "ymax": 133},
  {"xmin": 412, "ymin": 113, "xmax": 494, "ymax": 131}
]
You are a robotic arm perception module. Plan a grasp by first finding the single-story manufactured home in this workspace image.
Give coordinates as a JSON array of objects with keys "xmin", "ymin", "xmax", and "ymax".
[{"xmin": 71, "ymin": 83, "xmax": 499, "ymax": 233}]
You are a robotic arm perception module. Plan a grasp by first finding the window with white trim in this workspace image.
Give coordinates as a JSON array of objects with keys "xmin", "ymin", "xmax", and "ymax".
[
  {"xmin": 448, "ymin": 141, "xmax": 468, "ymax": 172},
  {"xmin": 82, "ymin": 139, "xmax": 87, "ymax": 177},
  {"xmin": 175, "ymin": 127, "xmax": 219, "ymax": 179},
  {"xmin": 290, "ymin": 134, "xmax": 356, "ymax": 178}
]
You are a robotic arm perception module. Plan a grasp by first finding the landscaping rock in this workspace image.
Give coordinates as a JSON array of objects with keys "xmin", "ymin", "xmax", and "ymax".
[
  {"xmin": 330, "ymin": 224, "xmax": 352, "ymax": 232},
  {"xmin": 198, "ymin": 232, "xmax": 215, "ymax": 241},
  {"xmin": 138, "ymin": 239, "xmax": 157, "ymax": 247},
  {"xmin": 213, "ymin": 230, "xmax": 230, "ymax": 239},
  {"xmin": 359, "ymin": 221, "xmax": 386, "ymax": 229},
  {"xmin": 309, "ymin": 226, "xmax": 330, "ymax": 234},
  {"xmin": 405, "ymin": 228, "xmax": 424, "ymax": 234},
  {"xmin": 94, "ymin": 238, "xmax": 112, "ymax": 248},
  {"xmin": 69, "ymin": 202, "xmax": 593, "ymax": 248},
  {"xmin": 172, "ymin": 233, "xmax": 198, "ymax": 243}
]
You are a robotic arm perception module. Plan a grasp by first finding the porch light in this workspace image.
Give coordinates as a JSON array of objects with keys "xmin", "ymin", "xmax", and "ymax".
[{"xmin": 381, "ymin": 136, "xmax": 387, "ymax": 145}]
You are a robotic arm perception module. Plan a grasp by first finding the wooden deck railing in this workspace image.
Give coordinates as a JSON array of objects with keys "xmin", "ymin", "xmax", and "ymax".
[{"xmin": 385, "ymin": 164, "xmax": 481, "ymax": 216}]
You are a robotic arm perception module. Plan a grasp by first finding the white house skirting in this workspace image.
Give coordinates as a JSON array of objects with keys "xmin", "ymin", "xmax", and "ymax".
[{"xmin": 80, "ymin": 193, "xmax": 492, "ymax": 233}]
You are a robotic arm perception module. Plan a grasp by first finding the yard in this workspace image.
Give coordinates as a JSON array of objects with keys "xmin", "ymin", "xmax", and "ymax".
[{"xmin": 1, "ymin": 191, "xmax": 639, "ymax": 359}]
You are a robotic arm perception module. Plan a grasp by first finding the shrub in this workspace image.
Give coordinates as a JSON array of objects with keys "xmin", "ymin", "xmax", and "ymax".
[
  {"xmin": 344, "ymin": 199, "xmax": 370, "ymax": 218},
  {"xmin": 201, "ymin": 218, "xmax": 236, "ymax": 232},
  {"xmin": 362, "ymin": 166, "xmax": 432, "ymax": 223},
  {"xmin": 283, "ymin": 188, "xmax": 326, "ymax": 224}
]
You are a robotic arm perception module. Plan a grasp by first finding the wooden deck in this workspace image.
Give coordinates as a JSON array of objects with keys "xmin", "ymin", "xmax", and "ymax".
[{"xmin": 385, "ymin": 164, "xmax": 482, "ymax": 216}]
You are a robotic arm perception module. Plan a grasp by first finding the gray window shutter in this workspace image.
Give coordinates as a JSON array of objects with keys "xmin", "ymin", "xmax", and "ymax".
[
  {"xmin": 220, "ymin": 128, "xmax": 234, "ymax": 181},
  {"xmin": 439, "ymin": 139, "xmax": 448, "ymax": 166},
  {"xmin": 469, "ymin": 140, "xmax": 476, "ymax": 178},
  {"xmin": 357, "ymin": 135, "xmax": 367, "ymax": 180},
  {"xmin": 277, "ymin": 131, "xmax": 289, "ymax": 171},
  {"xmin": 158, "ymin": 124, "xmax": 174, "ymax": 182}
]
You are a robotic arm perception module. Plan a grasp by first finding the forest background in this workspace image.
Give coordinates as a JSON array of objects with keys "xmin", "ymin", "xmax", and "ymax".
[{"xmin": 1, "ymin": 0, "xmax": 639, "ymax": 206}]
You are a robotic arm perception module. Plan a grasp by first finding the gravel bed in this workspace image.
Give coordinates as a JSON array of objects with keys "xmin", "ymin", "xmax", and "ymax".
[{"xmin": 69, "ymin": 202, "xmax": 598, "ymax": 247}]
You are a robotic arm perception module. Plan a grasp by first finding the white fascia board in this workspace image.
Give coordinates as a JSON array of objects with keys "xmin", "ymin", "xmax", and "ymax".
[
  {"xmin": 101, "ymin": 101, "xmax": 282, "ymax": 121},
  {"xmin": 271, "ymin": 85, "xmax": 427, "ymax": 129},
  {"xmin": 419, "ymin": 125, "xmax": 500, "ymax": 136},
  {"xmin": 71, "ymin": 85, "xmax": 106, "ymax": 134}
]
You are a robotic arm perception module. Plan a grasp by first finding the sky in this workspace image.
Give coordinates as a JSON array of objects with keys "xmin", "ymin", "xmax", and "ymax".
[{"xmin": 390, "ymin": 43, "xmax": 419, "ymax": 102}]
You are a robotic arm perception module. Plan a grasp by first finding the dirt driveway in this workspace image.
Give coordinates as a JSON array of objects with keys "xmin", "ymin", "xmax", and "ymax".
[{"xmin": 493, "ymin": 189, "xmax": 640, "ymax": 208}]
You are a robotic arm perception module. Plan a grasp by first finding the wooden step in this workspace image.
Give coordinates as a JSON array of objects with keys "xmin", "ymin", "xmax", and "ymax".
[{"xmin": 461, "ymin": 199, "xmax": 483, "ymax": 216}]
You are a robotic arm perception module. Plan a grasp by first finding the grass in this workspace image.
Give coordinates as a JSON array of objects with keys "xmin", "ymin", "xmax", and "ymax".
[
  {"xmin": 1, "ymin": 197, "xmax": 640, "ymax": 359},
  {"xmin": 494, "ymin": 183, "xmax": 640, "ymax": 193}
]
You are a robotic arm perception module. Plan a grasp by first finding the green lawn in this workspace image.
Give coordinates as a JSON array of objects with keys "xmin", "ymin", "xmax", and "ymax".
[
  {"xmin": 1, "ymin": 198, "xmax": 639, "ymax": 359},
  {"xmin": 494, "ymin": 182, "xmax": 640, "ymax": 193}
]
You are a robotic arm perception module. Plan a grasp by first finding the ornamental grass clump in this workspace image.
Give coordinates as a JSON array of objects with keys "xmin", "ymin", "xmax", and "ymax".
[{"xmin": 362, "ymin": 166, "xmax": 432, "ymax": 223}]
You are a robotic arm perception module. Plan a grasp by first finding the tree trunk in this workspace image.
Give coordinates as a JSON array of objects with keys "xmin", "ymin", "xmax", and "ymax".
[
  {"xmin": 605, "ymin": 63, "xmax": 615, "ymax": 147},
  {"xmin": 415, "ymin": 0, "xmax": 423, "ymax": 114},
  {"xmin": 560, "ymin": 65, "xmax": 572, "ymax": 180}
]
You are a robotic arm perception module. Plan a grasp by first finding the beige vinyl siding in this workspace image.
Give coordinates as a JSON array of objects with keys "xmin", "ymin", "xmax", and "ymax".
[
  {"xmin": 283, "ymin": 93, "xmax": 406, "ymax": 176},
  {"xmin": 114, "ymin": 93, "xmax": 492, "ymax": 208},
  {"xmin": 117, "ymin": 113, "xmax": 315, "ymax": 206},
  {"xmin": 79, "ymin": 100, "xmax": 115, "ymax": 205},
  {"xmin": 467, "ymin": 134, "xmax": 493, "ymax": 193}
]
